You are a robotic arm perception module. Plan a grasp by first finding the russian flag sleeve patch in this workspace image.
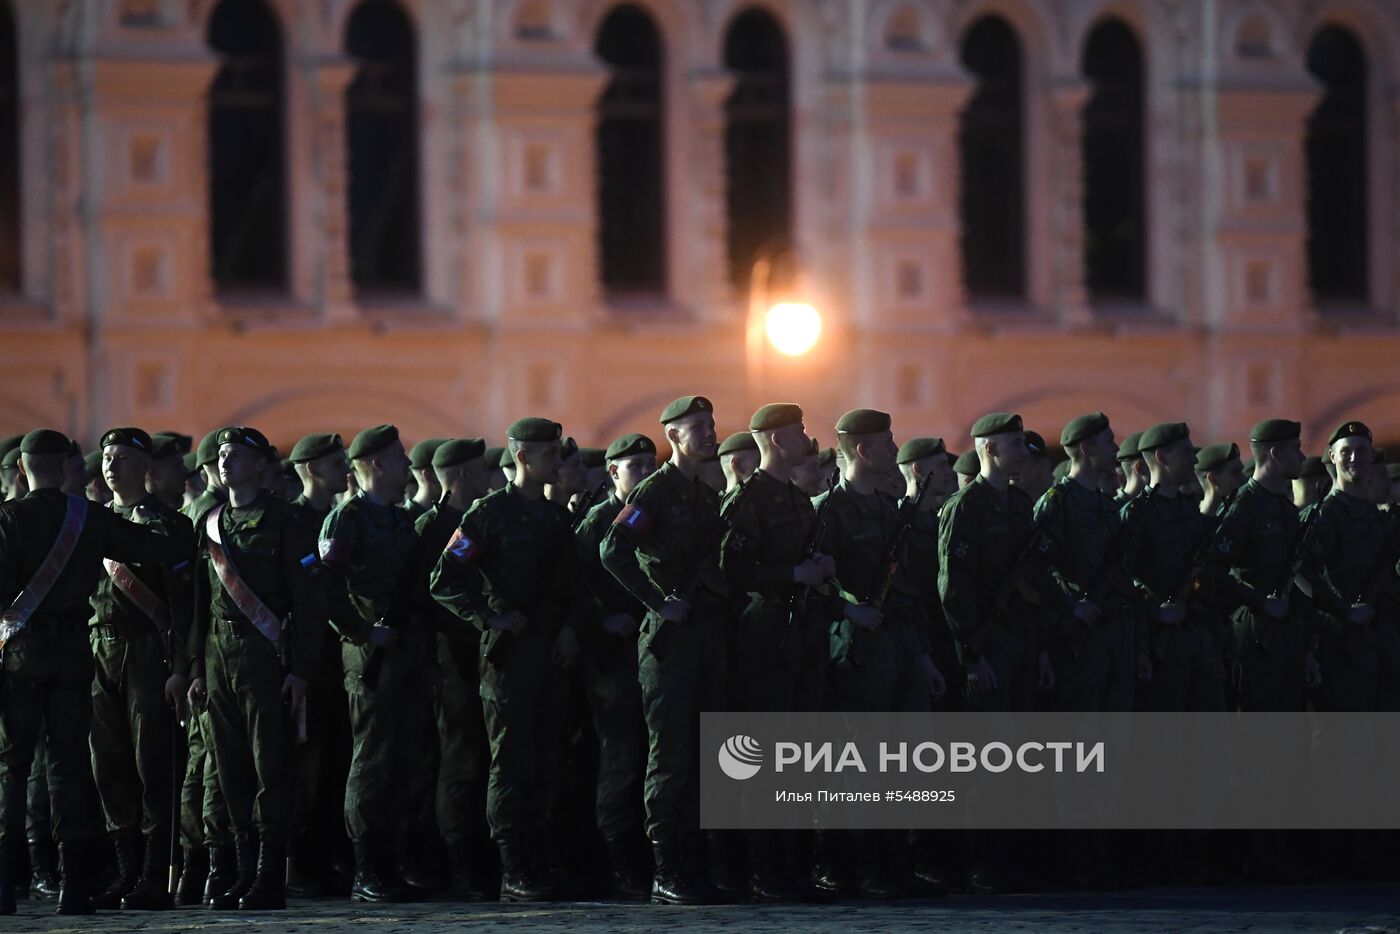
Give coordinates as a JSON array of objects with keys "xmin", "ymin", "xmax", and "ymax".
[
  {"xmin": 613, "ymin": 504, "xmax": 652, "ymax": 538},
  {"xmin": 318, "ymin": 537, "xmax": 350, "ymax": 568},
  {"xmin": 444, "ymin": 528, "xmax": 481, "ymax": 564}
]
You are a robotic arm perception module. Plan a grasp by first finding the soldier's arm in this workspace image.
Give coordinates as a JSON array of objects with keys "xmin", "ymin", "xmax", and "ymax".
[
  {"xmin": 936, "ymin": 493, "xmax": 984, "ymax": 660},
  {"xmin": 599, "ymin": 483, "xmax": 671, "ymax": 613},
  {"xmin": 159, "ymin": 514, "xmax": 196, "ymax": 677},
  {"xmin": 281, "ymin": 509, "xmax": 321, "ymax": 681},
  {"xmin": 1118, "ymin": 498, "xmax": 1168, "ymax": 609},
  {"xmin": 1197, "ymin": 499, "xmax": 1265, "ymax": 611},
  {"xmin": 315, "ymin": 506, "xmax": 373, "ymax": 644},
  {"xmin": 0, "ymin": 508, "xmax": 17, "ymax": 608},
  {"xmin": 188, "ymin": 534, "xmax": 211, "ymax": 683},
  {"xmin": 1298, "ymin": 506, "xmax": 1350, "ymax": 619},
  {"xmin": 429, "ymin": 513, "xmax": 496, "ymax": 630},
  {"xmin": 1028, "ymin": 489, "xmax": 1082, "ymax": 615},
  {"xmin": 99, "ymin": 506, "xmax": 175, "ymax": 567}
]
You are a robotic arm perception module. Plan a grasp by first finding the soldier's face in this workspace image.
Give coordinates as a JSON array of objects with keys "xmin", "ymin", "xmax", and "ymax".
[
  {"xmin": 103, "ymin": 444, "xmax": 149, "ymax": 495},
  {"xmin": 770, "ymin": 421, "xmax": 810, "ymax": 465},
  {"xmin": 722, "ymin": 449, "xmax": 759, "ymax": 487},
  {"xmin": 858, "ymin": 431, "xmax": 898, "ymax": 472},
  {"xmin": 146, "ymin": 456, "xmax": 185, "ymax": 501},
  {"xmin": 311, "ymin": 450, "xmax": 350, "ymax": 495},
  {"xmin": 610, "ymin": 453, "xmax": 655, "ymax": 498},
  {"xmin": 923, "ymin": 456, "xmax": 957, "ymax": 497},
  {"xmin": 671, "ymin": 413, "xmax": 718, "ymax": 460},
  {"xmin": 218, "ymin": 443, "xmax": 260, "ymax": 488},
  {"xmin": 556, "ymin": 452, "xmax": 585, "ymax": 493},
  {"xmin": 1213, "ymin": 459, "xmax": 1247, "ymax": 498},
  {"xmin": 1268, "ymin": 439, "xmax": 1305, "ymax": 480},
  {"xmin": 991, "ymin": 431, "xmax": 1028, "ymax": 474},
  {"xmin": 1329, "ymin": 437, "xmax": 1372, "ymax": 485},
  {"xmin": 521, "ymin": 442, "xmax": 561, "ymax": 485},
  {"xmin": 1082, "ymin": 428, "xmax": 1118, "ymax": 474},
  {"xmin": 461, "ymin": 458, "xmax": 490, "ymax": 500},
  {"xmin": 1160, "ymin": 437, "xmax": 1196, "ymax": 485},
  {"xmin": 378, "ymin": 441, "xmax": 412, "ymax": 494}
]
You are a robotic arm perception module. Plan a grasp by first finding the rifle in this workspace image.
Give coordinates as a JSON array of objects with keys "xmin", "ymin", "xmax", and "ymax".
[
  {"xmin": 869, "ymin": 472, "xmax": 933, "ymax": 611},
  {"xmin": 648, "ymin": 498, "xmax": 735, "ymax": 663},
  {"xmin": 571, "ymin": 481, "xmax": 610, "ymax": 532},
  {"xmin": 1166, "ymin": 486, "xmax": 1241, "ymax": 609},
  {"xmin": 781, "ymin": 466, "xmax": 841, "ymax": 650}
]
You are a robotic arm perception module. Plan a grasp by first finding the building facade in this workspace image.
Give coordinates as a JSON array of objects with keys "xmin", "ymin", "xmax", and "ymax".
[{"xmin": 1, "ymin": 0, "xmax": 1398, "ymax": 454}]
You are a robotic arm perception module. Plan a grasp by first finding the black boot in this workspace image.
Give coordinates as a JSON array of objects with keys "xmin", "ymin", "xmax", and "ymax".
[
  {"xmin": 95, "ymin": 829, "xmax": 142, "ymax": 909},
  {"xmin": 203, "ymin": 844, "xmax": 235, "ymax": 906},
  {"xmin": 121, "ymin": 832, "xmax": 173, "ymax": 910},
  {"xmin": 176, "ymin": 846, "xmax": 208, "ymax": 906},
  {"xmin": 650, "ymin": 837, "xmax": 707, "ymax": 905},
  {"xmin": 497, "ymin": 836, "xmax": 556, "ymax": 902},
  {"xmin": 604, "ymin": 833, "xmax": 650, "ymax": 901},
  {"xmin": 704, "ymin": 831, "xmax": 745, "ymax": 903},
  {"xmin": 29, "ymin": 835, "xmax": 60, "ymax": 900},
  {"xmin": 56, "ymin": 842, "xmax": 95, "ymax": 915},
  {"xmin": 238, "ymin": 834, "xmax": 286, "ymax": 910},
  {"xmin": 208, "ymin": 834, "xmax": 256, "ymax": 909},
  {"xmin": 810, "ymin": 831, "xmax": 853, "ymax": 895},
  {"xmin": 1, "ymin": 837, "xmax": 16, "ymax": 916},
  {"xmin": 445, "ymin": 837, "xmax": 496, "ymax": 901},
  {"xmin": 746, "ymin": 831, "xmax": 799, "ymax": 902},
  {"xmin": 350, "ymin": 838, "xmax": 406, "ymax": 903}
]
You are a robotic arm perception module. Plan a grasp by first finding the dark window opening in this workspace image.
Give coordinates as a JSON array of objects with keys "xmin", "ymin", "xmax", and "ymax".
[
  {"xmin": 346, "ymin": 0, "xmax": 419, "ymax": 294},
  {"xmin": 1082, "ymin": 18, "xmax": 1145, "ymax": 302},
  {"xmin": 958, "ymin": 16, "xmax": 1024, "ymax": 300},
  {"xmin": 207, "ymin": 0, "xmax": 286, "ymax": 292},
  {"xmin": 1306, "ymin": 25, "xmax": 1368, "ymax": 305},
  {"xmin": 723, "ymin": 7, "xmax": 791, "ymax": 291},
  {"xmin": 0, "ymin": 1, "xmax": 19, "ymax": 293},
  {"xmin": 595, "ymin": 4, "xmax": 666, "ymax": 297}
]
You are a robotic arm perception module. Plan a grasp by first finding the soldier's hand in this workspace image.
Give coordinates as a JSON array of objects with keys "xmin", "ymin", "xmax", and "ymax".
[
  {"xmin": 1037, "ymin": 650, "xmax": 1055, "ymax": 691},
  {"xmin": 656, "ymin": 597, "xmax": 689, "ymax": 623},
  {"xmin": 187, "ymin": 677, "xmax": 208, "ymax": 710},
  {"xmin": 965, "ymin": 657, "xmax": 997, "ymax": 694},
  {"xmin": 1262, "ymin": 595, "xmax": 1289, "ymax": 619},
  {"xmin": 368, "ymin": 624, "xmax": 399, "ymax": 649},
  {"xmin": 1072, "ymin": 600, "xmax": 1101, "ymax": 626},
  {"xmin": 487, "ymin": 611, "xmax": 527, "ymax": 634},
  {"xmin": 813, "ymin": 553, "xmax": 837, "ymax": 578},
  {"xmin": 603, "ymin": 613, "xmax": 638, "ymax": 637},
  {"xmin": 1304, "ymin": 651, "xmax": 1323, "ymax": 689},
  {"xmin": 552, "ymin": 625, "xmax": 580, "ymax": 667},
  {"xmin": 164, "ymin": 674, "xmax": 189, "ymax": 722},
  {"xmin": 1136, "ymin": 652, "xmax": 1153, "ymax": 683},
  {"xmin": 1346, "ymin": 602, "xmax": 1375, "ymax": 626},
  {"xmin": 793, "ymin": 559, "xmax": 828, "ymax": 588},
  {"xmin": 1157, "ymin": 602, "xmax": 1185, "ymax": 625},
  {"xmin": 281, "ymin": 673, "xmax": 307, "ymax": 712},
  {"xmin": 918, "ymin": 653, "xmax": 946, "ymax": 700},
  {"xmin": 844, "ymin": 603, "xmax": 882, "ymax": 631}
]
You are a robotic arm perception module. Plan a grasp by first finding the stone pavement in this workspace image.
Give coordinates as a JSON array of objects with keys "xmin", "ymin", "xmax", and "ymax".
[{"xmin": 5, "ymin": 886, "xmax": 1400, "ymax": 933}]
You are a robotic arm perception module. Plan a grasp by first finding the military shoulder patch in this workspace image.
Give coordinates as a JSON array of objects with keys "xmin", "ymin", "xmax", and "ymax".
[
  {"xmin": 443, "ymin": 528, "xmax": 481, "ymax": 564},
  {"xmin": 613, "ymin": 504, "xmax": 652, "ymax": 537}
]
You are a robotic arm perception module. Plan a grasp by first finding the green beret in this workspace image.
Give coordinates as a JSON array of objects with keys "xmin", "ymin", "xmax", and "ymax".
[
  {"xmin": 215, "ymin": 426, "xmax": 272, "ymax": 456},
  {"xmin": 1024, "ymin": 430, "xmax": 1047, "ymax": 456},
  {"xmin": 20, "ymin": 429, "xmax": 72, "ymax": 456},
  {"xmin": 85, "ymin": 450, "xmax": 104, "ymax": 477},
  {"xmin": 1116, "ymin": 431, "xmax": 1143, "ymax": 462},
  {"xmin": 1138, "ymin": 422, "xmax": 1191, "ymax": 452},
  {"xmin": 605, "ymin": 433, "xmax": 655, "ymax": 461},
  {"xmin": 508, "ymin": 417, "xmax": 562, "ymax": 443},
  {"xmin": 0, "ymin": 434, "xmax": 22, "ymax": 461},
  {"xmin": 290, "ymin": 433, "xmax": 344, "ymax": 464},
  {"xmin": 580, "ymin": 447, "xmax": 606, "ymax": 469},
  {"xmin": 150, "ymin": 435, "xmax": 182, "ymax": 461},
  {"xmin": 433, "ymin": 438, "xmax": 486, "ymax": 469},
  {"xmin": 835, "ymin": 408, "xmax": 891, "ymax": 435},
  {"xmin": 99, "ymin": 427, "xmax": 153, "ymax": 453},
  {"xmin": 559, "ymin": 437, "xmax": 579, "ymax": 460},
  {"xmin": 1328, "ymin": 420, "xmax": 1372, "ymax": 446},
  {"xmin": 750, "ymin": 403, "xmax": 803, "ymax": 432},
  {"xmin": 409, "ymin": 438, "xmax": 448, "ymax": 470},
  {"xmin": 953, "ymin": 450, "xmax": 980, "ymax": 476},
  {"xmin": 499, "ymin": 447, "xmax": 516, "ymax": 469},
  {"xmin": 196, "ymin": 428, "xmax": 228, "ymax": 468},
  {"xmin": 2, "ymin": 446, "xmax": 22, "ymax": 469},
  {"xmin": 897, "ymin": 436, "xmax": 946, "ymax": 465},
  {"xmin": 152, "ymin": 431, "xmax": 193, "ymax": 455},
  {"xmin": 817, "ymin": 447, "xmax": 837, "ymax": 470},
  {"xmin": 970, "ymin": 412, "xmax": 1022, "ymax": 438},
  {"xmin": 1195, "ymin": 442, "xmax": 1240, "ymax": 473},
  {"xmin": 1250, "ymin": 419, "xmax": 1301, "ymax": 444},
  {"xmin": 349, "ymin": 424, "xmax": 400, "ymax": 461},
  {"xmin": 1061, "ymin": 413, "xmax": 1110, "ymax": 448},
  {"xmin": 659, "ymin": 395, "xmax": 713, "ymax": 425},
  {"xmin": 182, "ymin": 452, "xmax": 198, "ymax": 477},
  {"xmin": 718, "ymin": 432, "xmax": 758, "ymax": 457},
  {"xmin": 1052, "ymin": 459, "xmax": 1071, "ymax": 482},
  {"xmin": 484, "ymin": 447, "xmax": 505, "ymax": 469}
]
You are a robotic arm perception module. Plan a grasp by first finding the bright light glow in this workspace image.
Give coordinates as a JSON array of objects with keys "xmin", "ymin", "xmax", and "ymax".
[{"xmin": 765, "ymin": 302, "xmax": 822, "ymax": 356}]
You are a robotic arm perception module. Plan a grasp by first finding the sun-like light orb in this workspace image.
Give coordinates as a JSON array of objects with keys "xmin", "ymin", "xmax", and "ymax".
[{"xmin": 764, "ymin": 302, "xmax": 822, "ymax": 356}]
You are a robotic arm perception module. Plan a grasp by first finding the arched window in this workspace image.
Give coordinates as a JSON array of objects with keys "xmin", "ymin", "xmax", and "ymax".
[
  {"xmin": 595, "ymin": 5, "xmax": 666, "ymax": 297},
  {"xmin": 1305, "ymin": 25, "xmax": 1368, "ymax": 305},
  {"xmin": 958, "ymin": 16, "xmax": 1024, "ymax": 300},
  {"xmin": 0, "ymin": 1, "xmax": 19, "ymax": 293},
  {"xmin": 207, "ymin": 0, "xmax": 286, "ymax": 292},
  {"xmin": 723, "ymin": 8, "xmax": 791, "ymax": 291},
  {"xmin": 1082, "ymin": 19, "xmax": 1145, "ymax": 302},
  {"xmin": 345, "ymin": 0, "xmax": 419, "ymax": 294}
]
